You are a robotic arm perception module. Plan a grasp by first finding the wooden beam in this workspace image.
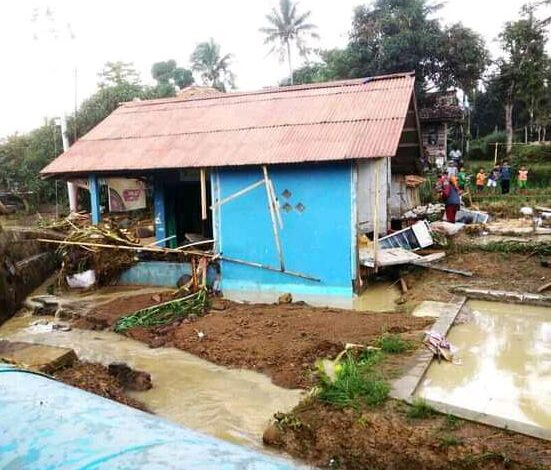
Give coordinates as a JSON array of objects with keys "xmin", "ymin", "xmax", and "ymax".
[
  {"xmin": 200, "ymin": 168, "xmax": 207, "ymax": 221},
  {"xmin": 262, "ymin": 165, "xmax": 285, "ymax": 271}
]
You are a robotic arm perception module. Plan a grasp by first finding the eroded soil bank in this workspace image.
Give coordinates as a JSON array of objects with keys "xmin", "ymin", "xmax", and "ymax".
[
  {"xmin": 85, "ymin": 298, "xmax": 432, "ymax": 389},
  {"xmin": 268, "ymin": 399, "xmax": 551, "ymax": 470}
]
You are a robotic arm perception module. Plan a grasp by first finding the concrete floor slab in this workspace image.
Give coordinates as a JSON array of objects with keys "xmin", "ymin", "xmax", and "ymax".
[
  {"xmin": 412, "ymin": 301, "xmax": 452, "ymax": 318},
  {"xmin": 0, "ymin": 340, "xmax": 77, "ymax": 373}
]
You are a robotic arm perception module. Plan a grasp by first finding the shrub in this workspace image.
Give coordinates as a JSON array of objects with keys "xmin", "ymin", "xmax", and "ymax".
[
  {"xmin": 317, "ymin": 353, "xmax": 390, "ymax": 408},
  {"xmin": 376, "ymin": 334, "xmax": 411, "ymax": 354}
]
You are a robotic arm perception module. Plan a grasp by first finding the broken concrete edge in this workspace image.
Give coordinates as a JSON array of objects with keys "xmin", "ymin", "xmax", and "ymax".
[
  {"xmin": 404, "ymin": 397, "xmax": 551, "ymax": 443},
  {"xmin": 451, "ymin": 287, "xmax": 551, "ymax": 308},
  {"xmin": 390, "ymin": 296, "xmax": 466, "ymax": 401}
]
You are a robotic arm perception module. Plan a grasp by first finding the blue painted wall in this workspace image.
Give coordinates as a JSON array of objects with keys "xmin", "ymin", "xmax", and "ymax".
[
  {"xmin": 119, "ymin": 261, "xmax": 217, "ymax": 287},
  {"xmin": 215, "ymin": 163, "xmax": 354, "ymax": 296}
]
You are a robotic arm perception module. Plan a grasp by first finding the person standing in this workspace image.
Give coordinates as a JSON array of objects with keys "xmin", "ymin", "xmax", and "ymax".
[
  {"xmin": 476, "ymin": 168, "xmax": 486, "ymax": 192},
  {"xmin": 442, "ymin": 176, "xmax": 461, "ymax": 223},
  {"xmin": 500, "ymin": 161, "xmax": 512, "ymax": 194},
  {"xmin": 518, "ymin": 166, "xmax": 529, "ymax": 194},
  {"xmin": 487, "ymin": 166, "xmax": 499, "ymax": 193},
  {"xmin": 457, "ymin": 167, "xmax": 468, "ymax": 190}
]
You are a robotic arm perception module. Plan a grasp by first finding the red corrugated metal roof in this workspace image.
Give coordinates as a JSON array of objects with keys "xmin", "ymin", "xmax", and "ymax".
[{"xmin": 41, "ymin": 72, "xmax": 416, "ymax": 176}]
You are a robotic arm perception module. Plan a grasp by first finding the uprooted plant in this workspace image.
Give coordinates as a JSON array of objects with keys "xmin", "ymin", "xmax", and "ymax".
[{"xmin": 114, "ymin": 289, "xmax": 209, "ymax": 332}]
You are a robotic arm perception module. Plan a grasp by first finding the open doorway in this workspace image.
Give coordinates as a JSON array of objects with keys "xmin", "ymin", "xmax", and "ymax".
[{"xmin": 163, "ymin": 171, "xmax": 212, "ymax": 248}]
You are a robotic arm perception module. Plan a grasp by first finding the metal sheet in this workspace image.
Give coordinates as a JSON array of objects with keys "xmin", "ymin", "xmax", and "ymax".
[{"xmin": 42, "ymin": 74, "xmax": 415, "ymax": 176}]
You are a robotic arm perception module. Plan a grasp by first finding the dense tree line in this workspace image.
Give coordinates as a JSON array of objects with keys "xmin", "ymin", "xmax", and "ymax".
[{"xmin": 0, "ymin": 40, "xmax": 234, "ymax": 205}]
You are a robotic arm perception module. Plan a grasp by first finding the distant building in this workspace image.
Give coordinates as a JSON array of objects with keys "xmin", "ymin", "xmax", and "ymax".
[{"xmin": 419, "ymin": 91, "xmax": 464, "ymax": 168}]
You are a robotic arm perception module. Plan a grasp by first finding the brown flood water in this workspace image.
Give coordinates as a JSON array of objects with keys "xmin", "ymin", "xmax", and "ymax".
[
  {"xmin": 0, "ymin": 313, "xmax": 303, "ymax": 448},
  {"xmin": 417, "ymin": 300, "xmax": 551, "ymax": 429}
]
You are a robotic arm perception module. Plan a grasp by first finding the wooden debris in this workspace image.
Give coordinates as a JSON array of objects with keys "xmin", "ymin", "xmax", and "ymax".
[{"xmin": 537, "ymin": 281, "xmax": 551, "ymax": 293}]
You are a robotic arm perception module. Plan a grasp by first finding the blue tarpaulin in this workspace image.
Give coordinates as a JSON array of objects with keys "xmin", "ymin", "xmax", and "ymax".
[{"xmin": 0, "ymin": 365, "xmax": 302, "ymax": 469}]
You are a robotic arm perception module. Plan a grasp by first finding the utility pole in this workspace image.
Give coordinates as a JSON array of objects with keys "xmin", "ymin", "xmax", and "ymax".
[{"xmin": 60, "ymin": 115, "xmax": 78, "ymax": 212}]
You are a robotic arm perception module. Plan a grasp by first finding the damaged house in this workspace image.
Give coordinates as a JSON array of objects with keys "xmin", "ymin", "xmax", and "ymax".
[{"xmin": 41, "ymin": 72, "xmax": 424, "ymax": 303}]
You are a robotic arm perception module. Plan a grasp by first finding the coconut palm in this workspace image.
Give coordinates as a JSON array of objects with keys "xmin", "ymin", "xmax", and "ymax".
[
  {"xmin": 190, "ymin": 39, "xmax": 235, "ymax": 92},
  {"xmin": 260, "ymin": 0, "xmax": 319, "ymax": 85}
]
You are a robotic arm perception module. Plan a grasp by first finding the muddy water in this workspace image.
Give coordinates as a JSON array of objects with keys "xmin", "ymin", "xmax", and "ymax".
[
  {"xmin": 0, "ymin": 313, "xmax": 303, "ymax": 448},
  {"xmin": 225, "ymin": 281, "xmax": 401, "ymax": 312},
  {"xmin": 417, "ymin": 300, "xmax": 551, "ymax": 429}
]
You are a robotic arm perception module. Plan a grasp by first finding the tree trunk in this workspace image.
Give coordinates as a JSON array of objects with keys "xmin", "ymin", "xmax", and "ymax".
[
  {"xmin": 505, "ymin": 85, "xmax": 514, "ymax": 155},
  {"xmin": 286, "ymin": 41, "xmax": 293, "ymax": 85}
]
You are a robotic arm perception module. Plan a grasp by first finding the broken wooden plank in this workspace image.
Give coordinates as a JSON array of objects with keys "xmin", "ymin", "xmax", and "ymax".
[
  {"xmin": 220, "ymin": 255, "xmax": 320, "ymax": 282},
  {"xmin": 537, "ymin": 281, "xmax": 551, "ymax": 293},
  {"xmin": 412, "ymin": 262, "xmax": 473, "ymax": 277},
  {"xmin": 210, "ymin": 179, "xmax": 264, "ymax": 209},
  {"xmin": 262, "ymin": 165, "xmax": 285, "ymax": 271}
]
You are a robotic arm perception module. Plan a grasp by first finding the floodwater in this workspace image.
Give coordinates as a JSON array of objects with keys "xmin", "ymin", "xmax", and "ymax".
[
  {"xmin": 417, "ymin": 300, "xmax": 551, "ymax": 429},
  {"xmin": 0, "ymin": 313, "xmax": 303, "ymax": 448},
  {"xmin": 225, "ymin": 280, "xmax": 401, "ymax": 312}
]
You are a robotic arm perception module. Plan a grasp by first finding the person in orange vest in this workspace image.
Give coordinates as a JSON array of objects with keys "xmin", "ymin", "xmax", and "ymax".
[
  {"xmin": 517, "ymin": 166, "xmax": 529, "ymax": 194},
  {"xmin": 475, "ymin": 168, "xmax": 486, "ymax": 192}
]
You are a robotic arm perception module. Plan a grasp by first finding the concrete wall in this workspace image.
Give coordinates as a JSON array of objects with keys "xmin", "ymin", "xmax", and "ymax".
[
  {"xmin": 389, "ymin": 175, "xmax": 422, "ymax": 219},
  {"xmin": 357, "ymin": 157, "xmax": 391, "ymax": 235},
  {"xmin": 213, "ymin": 163, "xmax": 355, "ymax": 297}
]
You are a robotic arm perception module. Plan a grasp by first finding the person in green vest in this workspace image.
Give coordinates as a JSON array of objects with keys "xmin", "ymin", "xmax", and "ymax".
[{"xmin": 457, "ymin": 166, "xmax": 468, "ymax": 190}]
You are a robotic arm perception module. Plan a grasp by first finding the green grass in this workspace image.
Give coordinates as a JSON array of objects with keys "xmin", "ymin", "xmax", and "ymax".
[
  {"xmin": 407, "ymin": 398, "xmax": 437, "ymax": 419},
  {"xmin": 438, "ymin": 433, "xmax": 463, "ymax": 447},
  {"xmin": 316, "ymin": 352, "xmax": 390, "ymax": 409},
  {"xmin": 376, "ymin": 334, "xmax": 411, "ymax": 354},
  {"xmin": 443, "ymin": 413, "xmax": 461, "ymax": 430}
]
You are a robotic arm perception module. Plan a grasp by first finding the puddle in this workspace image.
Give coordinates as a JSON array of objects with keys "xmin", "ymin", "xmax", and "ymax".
[
  {"xmin": 417, "ymin": 300, "xmax": 551, "ymax": 429},
  {"xmin": 0, "ymin": 313, "xmax": 303, "ymax": 448},
  {"xmin": 224, "ymin": 281, "xmax": 401, "ymax": 312}
]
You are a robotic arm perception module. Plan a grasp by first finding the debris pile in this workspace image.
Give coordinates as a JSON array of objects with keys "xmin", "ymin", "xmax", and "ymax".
[
  {"xmin": 402, "ymin": 203, "xmax": 444, "ymax": 221},
  {"xmin": 53, "ymin": 223, "xmax": 141, "ymax": 288}
]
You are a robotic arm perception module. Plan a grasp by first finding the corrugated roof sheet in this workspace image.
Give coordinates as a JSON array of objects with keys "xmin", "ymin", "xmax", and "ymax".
[{"xmin": 42, "ymin": 72, "xmax": 416, "ymax": 176}]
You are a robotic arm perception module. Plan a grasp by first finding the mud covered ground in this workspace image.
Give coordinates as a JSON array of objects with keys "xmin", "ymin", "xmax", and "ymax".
[
  {"xmin": 53, "ymin": 361, "xmax": 148, "ymax": 411},
  {"xmin": 123, "ymin": 302, "xmax": 432, "ymax": 389},
  {"xmin": 402, "ymin": 250, "xmax": 548, "ymax": 305},
  {"xmin": 269, "ymin": 399, "xmax": 551, "ymax": 470}
]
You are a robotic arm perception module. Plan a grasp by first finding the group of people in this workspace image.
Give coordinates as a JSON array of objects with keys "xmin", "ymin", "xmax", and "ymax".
[
  {"xmin": 436, "ymin": 161, "xmax": 530, "ymax": 223},
  {"xmin": 474, "ymin": 162, "xmax": 529, "ymax": 195}
]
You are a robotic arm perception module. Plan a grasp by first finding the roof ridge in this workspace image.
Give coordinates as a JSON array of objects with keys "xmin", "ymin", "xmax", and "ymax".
[
  {"xmin": 116, "ymin": 82, "xmax": 413, "ymax": 116},
  {"xmin": 121, "ymin": 72, "xmax": 414, "ymax": 110}
]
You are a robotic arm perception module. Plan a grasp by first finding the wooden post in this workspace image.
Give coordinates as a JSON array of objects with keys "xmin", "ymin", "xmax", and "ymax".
[
  {"xmin": 200, "ymin": 168, "xmax": 207, "ymax": 221},
  {"xmin": 373, "ymin": 159, "xmax": 381, "ymax": 271},
  {"xmin": 262, "ymin": 165, "xmax": 284, "ymax": 271},
  {"xmin": 88, "ymin": 174, "xmax": 101, "ymax": 225},
  {"xmin": 494, "ymin": 142, "xmax": 499, "ymax": 165},
  {"xmin": 153, "ymin": 180, "xmax": 167, "ymax": 247}
]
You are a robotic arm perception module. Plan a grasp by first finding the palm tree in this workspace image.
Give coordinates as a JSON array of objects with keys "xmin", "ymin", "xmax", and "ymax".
[
  {"xmin": 190, "ymin": 39, "xmax": 235, "ymax": 92},
  {"xmin": 260, "ymin": 0, "xmax": 319, "ymax": 85}
]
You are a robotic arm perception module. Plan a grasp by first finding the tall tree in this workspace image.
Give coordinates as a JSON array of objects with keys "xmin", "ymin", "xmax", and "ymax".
[
  {"xmin": 260, "ymin": 0, "xmax": 319, "ymax": 85},
  {"xmin": 437, "ymin": 23, "xmax": 490, "ymax": 152},
  {"xmin": 498, "ymin": 7, "xmax": 548, "ymax": 152},
  {"xmin": 349, "ymin": 0, "xmax": 444, "ymax": 92},
  {"xmin": 97, "ymin": 61, "xmax": 140, "ymax": 88},
  {"xmin": 190, "ymin": 39, "xmax": 234, "ymax": 92},
  {"xmin": 151, "ymin": 60, "xmax": 194, "ymax": 89}
]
